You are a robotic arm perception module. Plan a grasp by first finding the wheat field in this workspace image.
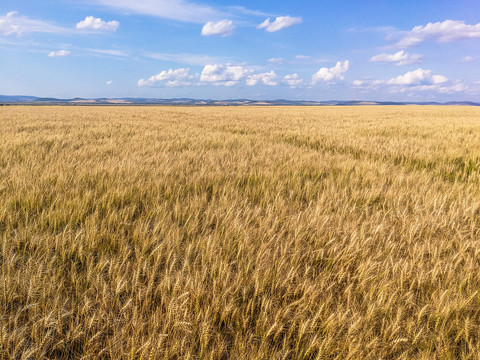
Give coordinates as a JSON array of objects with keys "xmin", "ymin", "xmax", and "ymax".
[{"xmin": 1, "ymin": 105, "xmax": 480, "ymax": 359}]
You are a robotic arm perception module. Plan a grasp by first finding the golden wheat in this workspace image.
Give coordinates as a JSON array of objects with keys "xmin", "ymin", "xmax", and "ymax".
[{"xmin": 1, "ymin": 105, "xmax": 480, "ymax": 359}]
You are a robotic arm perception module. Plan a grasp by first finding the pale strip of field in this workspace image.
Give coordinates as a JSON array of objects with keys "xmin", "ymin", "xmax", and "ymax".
[{"xmin": 1, "ymin": 106, "xmax": 480, "ymax": 359}]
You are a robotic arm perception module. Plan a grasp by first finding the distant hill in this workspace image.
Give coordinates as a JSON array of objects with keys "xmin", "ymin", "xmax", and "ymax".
[
  {"xmin": 0, "ymin": 95, "xmax": 38, "ymax": 103},
  {"xmin": 0, "ymin": 95, "xmax": 479, "ymax": 106}
]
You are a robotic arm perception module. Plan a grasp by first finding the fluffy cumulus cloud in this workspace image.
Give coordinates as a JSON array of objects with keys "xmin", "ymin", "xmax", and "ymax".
[
  {"xmin": 200, "ymin": 64, "xmax": 252, "ymax": 86},
  {"xmin": 370, "ymin": 50, "xmax": 422, "ymax": 66},
  {"xmin": 246, "ymin": 71, "xmax": 277, "ymax": 86},
  {"xmin": 76, "ymin": 16, "xmax": 119, "ymax": 32},
  {"xmin": 353, "ymin": 68, "xmax": 466, "ymax": 94},
  {"xmin": 257, "ymin": 16, "xmax": 302, "ymax": 32},
  {"xmin": 48, "ymin": 49, "xmax": 71, "ymax": 57},
  {"xmin": 396, "ymin": 20, "xmax": 480, "ymax": 48},
  {"xmin": 106, "ymin": 80, "xmax": 113, "ymax": 85},
  {"xmin": 312, "ymin": 60, "xmax": 349, "ymax": 84},
  {"xmin": 386, "ymin": 68, "xmax": 448, "ymax": 85},
  {"xmin": 0, "ymin": 11, "xmax": 68, "ymax": 35},
  {"xmin": 138, "ymin": 64, "xmax": 284, "ymax": 88},
  {"xmin": 201, "ymin": 19, "xmax": 234, "ymax": 37},
  {"xmin": 283, "ymin": 73, "xmax": 303, "ymax": 88},
  {"xmin": 138, "ymin": 68, "xmax": 193, "ymax": 87}
]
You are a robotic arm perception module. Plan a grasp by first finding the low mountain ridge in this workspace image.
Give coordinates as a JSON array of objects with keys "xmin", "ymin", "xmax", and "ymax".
[{"xmin": 0, "ymin": 95, "xmax": 478, "ymax": 106}]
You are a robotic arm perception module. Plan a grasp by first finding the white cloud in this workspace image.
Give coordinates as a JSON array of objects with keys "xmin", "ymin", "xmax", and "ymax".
[
  {"xmin": 257, "ymin": 16, "xmax": 302, "ymax": 32},
  {"xmin": 353, "ymin": 69, "xmax": 466, "ymax": 94},
  {"xmin": 137, "ymin": 64, "xmax": 281, "ymax": 88},
  {"xmin": 76, "ymin": 16, "xmax": 119, "ymax": 32},
  {"xmin": 396, "ymin": 20, "xmax": 480, "ymax": 48},
  {"xmin": 201, "ymin": 19, "xmax": 234, "ymax": 37},
  {"xmin": 93, "ymin": 0, "xmax": 223, "ymax": 24},
  {"xmin": 106, "ymin": 80, "xmax": 113, "ymax": 85},
  {"xmin": 461, "ymin": 56, "xmax": 475, "ymax": 62},
  {"xmin": 267, "ymin": 57, "xmax": 285, "ymax": 64},
  {"xmin": 246, "ymin": 71, "xmax": 277, "ymax": 86},
  {"xmin": 283, "ymin": 73, "xmax": 303, "ymax": 88},
  {"xmin": 200, "ymin": 64, "xmax": 252, "ymax": 86},
  {"xmin": 138, "ymin": 68, "xmax": 193, "ymax": 87},
  {"xmin": 48, "ymin": 49, "xmax": 71, "ymax": 57},
  {"xmin": 387, "ymin": 68, "xmax": 448, "ymax": 85},
  {"xmin": 0, "ymin": 11, "xmax": 68, "ymax": 35},
  {"xmin": 312, "ymin": 60, "xmax": 349, "ymax": 84},
  {"xmin": 370, "ymin": 50, "xmax": 422, "ymax": 66},
  {"xmin": 295, "ymin": 55, "xmax": 310, "ymax": 60}
]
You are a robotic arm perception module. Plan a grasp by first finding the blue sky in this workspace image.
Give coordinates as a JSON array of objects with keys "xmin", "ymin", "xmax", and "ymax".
[{"xmin": 1, "ymin": 0, "xmax": 480, "ymax": 101}]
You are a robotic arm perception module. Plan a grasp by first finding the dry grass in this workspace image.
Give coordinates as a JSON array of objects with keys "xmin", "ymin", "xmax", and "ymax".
[{"xmin": 1, "ymin": 105, "xmax": 480, "ymax": 359}]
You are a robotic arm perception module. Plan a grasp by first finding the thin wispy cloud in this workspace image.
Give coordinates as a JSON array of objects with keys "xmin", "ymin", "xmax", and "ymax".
[
  {"xmin": 93, "ymin": 0, "xmax": 224, "ymax": 23},
  {"xmin": 93, "ymin": 0, "xmax": 271, "ymax": 24},
  {"xmin": 86, "ymin": 48, "xmax": 128, "ymax": 57},
  {"xmin": 225, "ymin": 6, "xmax": 273, "ymax": 18},
  {"xmin": 147, "ymin": 53, "xmax": 227, "ymax": 66},
  {"xmin": 0, "ymin": 11, "xmax": 69, "ymax": 35}
]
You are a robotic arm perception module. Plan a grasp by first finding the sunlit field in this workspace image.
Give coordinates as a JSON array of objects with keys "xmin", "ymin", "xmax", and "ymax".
[{"xmin": 2, "ymin": 105, "xmax": 480, "ymax": 359}]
